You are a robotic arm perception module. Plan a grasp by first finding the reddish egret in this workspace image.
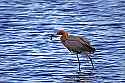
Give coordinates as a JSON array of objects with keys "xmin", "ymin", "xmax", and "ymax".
[{"xmin": 57, "ymin": 30, "xmax": 95, "ymax": 71}]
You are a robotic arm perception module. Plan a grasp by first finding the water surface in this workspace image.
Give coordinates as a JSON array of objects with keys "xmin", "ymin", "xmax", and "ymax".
[{"xmin": 0, "ymin": 0, "xmax": 125, "ymax": 83}]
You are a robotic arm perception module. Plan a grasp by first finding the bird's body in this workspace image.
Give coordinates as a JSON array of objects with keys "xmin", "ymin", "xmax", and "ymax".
[
  {"xmin": 58, "ymin": 30, "xmax": 95, "ymax": 54},
  {"xmin": 57, "ymin": 30, "xmax": 95, "ymax": 71},
  {"xmin": 61, "ymin": 35, "xmax": 95, "ymax": 54}
]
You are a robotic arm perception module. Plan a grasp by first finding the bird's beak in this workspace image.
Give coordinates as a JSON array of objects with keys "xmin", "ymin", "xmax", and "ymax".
[
  {"xmin": 56, "ymin": 32, "xmax": 60, "ymax": 35},
  {"xmin": 49, "ymin": 34, "xmax": 60, "ymax": 40}
]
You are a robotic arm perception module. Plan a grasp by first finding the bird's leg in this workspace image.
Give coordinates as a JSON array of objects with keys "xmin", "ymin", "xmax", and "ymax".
[
  {"xmin": 87, "ymin": 55, "xmax": 94, "ymax": 70},
  {"xmin": 76, "ymin": 54, "xmax": 81, "ymax": 72}
]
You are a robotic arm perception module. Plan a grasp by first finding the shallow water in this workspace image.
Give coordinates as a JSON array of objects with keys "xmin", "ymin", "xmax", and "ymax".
[{"xmin": 0, "ymin": 0, "xmax": 125, "ymax": 83}]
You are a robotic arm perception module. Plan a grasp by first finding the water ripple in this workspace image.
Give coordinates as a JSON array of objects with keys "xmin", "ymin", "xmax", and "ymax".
[{"xmin": 0, "ymin": 0, "xmax": 125, "ymax": 82}]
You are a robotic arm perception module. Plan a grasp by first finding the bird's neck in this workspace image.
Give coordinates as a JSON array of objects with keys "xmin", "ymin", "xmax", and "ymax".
[{"xmin": 61, "ymin": 32, "xmax": 68, "ymax": 41}]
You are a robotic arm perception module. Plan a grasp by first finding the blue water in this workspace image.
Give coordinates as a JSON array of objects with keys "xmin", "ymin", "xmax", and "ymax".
[{"xmin": 0, "ymin": 0, "xmax": 125, "ymax": 83}]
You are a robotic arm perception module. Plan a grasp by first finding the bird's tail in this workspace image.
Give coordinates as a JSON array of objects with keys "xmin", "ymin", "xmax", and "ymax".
[
  {"xmin": 91, "ymin": 47, "xmax": 96, "ymax": 53},
  {"xmin": 87, "ymin": 46, "xmax": 95, "ymax": 54}
]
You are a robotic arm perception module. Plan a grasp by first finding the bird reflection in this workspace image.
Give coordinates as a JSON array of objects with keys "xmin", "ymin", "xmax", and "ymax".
[{"xmin": 63, "ymin": 71, "xmax": 94, "ymax": 83}]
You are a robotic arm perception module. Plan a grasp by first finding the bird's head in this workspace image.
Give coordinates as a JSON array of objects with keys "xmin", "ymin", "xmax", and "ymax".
[
  {"xmin": 57, "ymin": 30, "xmax": 69, "ymax": 40},
  {"xmin": 56, "ymin": 30, "xmax": 66, "ymax": 35}
]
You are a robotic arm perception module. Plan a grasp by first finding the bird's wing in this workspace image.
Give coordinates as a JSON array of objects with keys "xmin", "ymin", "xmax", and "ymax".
[
  {"xmin": 62, "ymin": 40, "xmax": 83, "ymax": 47},
  {"xmin": 62, "ymin": 35, "xmax": 90, "ymax": 48},
  {"xmin": 78, "ymin": 36, "xmax": 95, "ymax": 53},
  {"xmin": 61, "ymin": 39, "xmax": 84, "ymax": 53},
  {"xmin": 78, "ymin": 36, "xmax": 90, "ymax": 45}
]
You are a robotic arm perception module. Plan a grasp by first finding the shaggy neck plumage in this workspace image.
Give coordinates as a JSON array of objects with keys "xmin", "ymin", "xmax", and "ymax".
[{"xmin": 61, "ymin": 32, "xmax": 68, "ymax": 41}]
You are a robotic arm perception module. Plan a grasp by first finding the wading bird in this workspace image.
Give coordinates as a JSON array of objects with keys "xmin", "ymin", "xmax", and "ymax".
[{"xmin": 56, "ymin": 30, "xmax": 95, "ymax": 71}]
